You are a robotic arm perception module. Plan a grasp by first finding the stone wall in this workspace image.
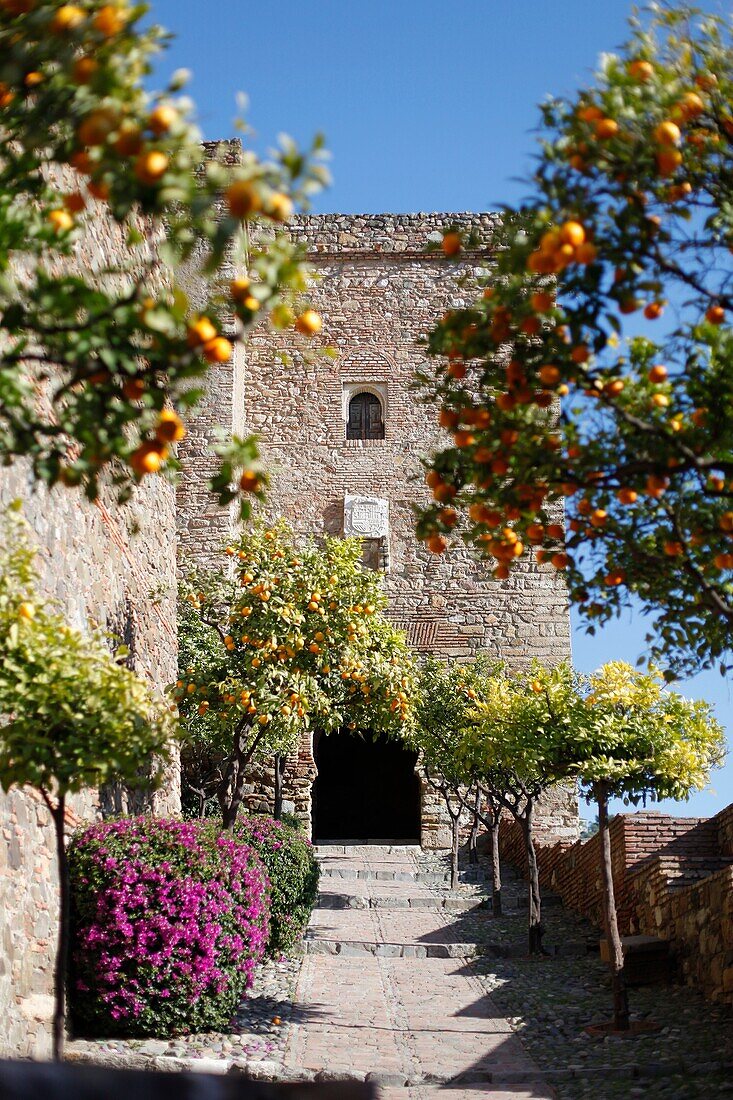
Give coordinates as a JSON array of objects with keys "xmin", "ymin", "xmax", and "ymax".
[
  {"xmin": 0, "ymin": 465, "xmax": 179, "ymax": 1057},
  {"xmin": 176, "ymin": 211, "xmax": 578, "ymax": 846},
  {"xmin": 499, "ymin": 805, "xmax": 733, "ymax": 1004}
]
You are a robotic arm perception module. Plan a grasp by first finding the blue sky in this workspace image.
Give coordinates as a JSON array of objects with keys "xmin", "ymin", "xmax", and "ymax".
[{"xmin": 148, "ymin": 0, "xmax": 731, "ymax": 817}]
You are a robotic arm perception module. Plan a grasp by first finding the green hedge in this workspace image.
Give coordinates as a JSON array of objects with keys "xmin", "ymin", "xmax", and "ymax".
[{"xmin": 234, "ymin": 814, "xmax": 319, "ymax": 956}]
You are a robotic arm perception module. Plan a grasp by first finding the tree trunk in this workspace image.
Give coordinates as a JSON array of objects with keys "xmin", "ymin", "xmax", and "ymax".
[
  {"xmin": 597, "ymin": 785, "xmax": 630, "ymax": 1030},
  {"xmin": 217, "ymin": 722, "xmax": 264, "ymax": 831},
  {"xmin": 468, "ymin": 787, "xmax": 480, "ymax": 865},
  {"xmin": 50, "ymin": 793, "xmax": 69, "ymax": 1061},
  {"xmin": 450, "ymin": 812, "xmax": 460, "ymax": 890},
  {"xmin": 519, "ymin": 807, "xmax": 543, "ymax": 955},
  {"xmin": 273, "ymin": 755, "xmax": 286, "ymax": 819},
  {"xmin": 490, "ymin": 819, "xmax": 502, "ymax": 916}
]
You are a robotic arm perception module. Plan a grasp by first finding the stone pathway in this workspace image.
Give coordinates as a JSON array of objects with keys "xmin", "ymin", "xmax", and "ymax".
[{"xmin": 282, "ymin": 845, "xmax": 556, "ymax": 1099}]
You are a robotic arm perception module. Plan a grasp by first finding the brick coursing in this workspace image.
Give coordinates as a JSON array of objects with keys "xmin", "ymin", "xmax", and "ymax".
[{"xmin": 176, "ymin": 211, "xmax": 578, "ymax": 847}]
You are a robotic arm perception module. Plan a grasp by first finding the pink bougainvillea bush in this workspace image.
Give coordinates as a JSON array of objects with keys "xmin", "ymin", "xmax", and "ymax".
[
  {"xmin": 234, "ymin": 814, "xmax": 319, "ymax": 957},
  {"xmin": 68, "ymin": 817, "xmax": 270, "ymax": 1037}
]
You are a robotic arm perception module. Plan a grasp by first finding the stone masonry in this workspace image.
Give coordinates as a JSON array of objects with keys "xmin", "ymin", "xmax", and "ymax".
[{"xmin": 177, "ymin": 211, "xmax": 578, "ymax": 849}]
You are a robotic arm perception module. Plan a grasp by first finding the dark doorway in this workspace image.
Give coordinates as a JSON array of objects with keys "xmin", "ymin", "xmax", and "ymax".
[{"xmin": 313, "ymin": 730, "xmax": 421, "ymax": 842}]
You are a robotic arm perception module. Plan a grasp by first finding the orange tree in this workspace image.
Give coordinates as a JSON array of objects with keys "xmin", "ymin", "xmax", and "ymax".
[
  {"xmin": 0, "ymin": 0, "xmax": 329, "ymax": 511},
  {"xmin": 174, "ymin": 521, "xmax": 416, "ymax": 829},
  {"xmin": 415, "ymin": 4, "xmax": 733, "ymax": 676},
  {"xmin": 571, "ymin": 662, "xmax": 724, "ymax": 1031}
]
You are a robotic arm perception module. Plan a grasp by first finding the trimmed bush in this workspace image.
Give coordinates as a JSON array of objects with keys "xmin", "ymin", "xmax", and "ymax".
[
  {"xmin": 69, "ymin": 817, "xmax": 269, "ymax": 1037},
  {"xmin": 234, "ymin": 815, "xmax": 319, "ymax": 956}
]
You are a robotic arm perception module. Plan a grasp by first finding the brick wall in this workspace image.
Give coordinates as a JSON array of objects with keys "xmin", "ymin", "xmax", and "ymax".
[
  {"xmin": 176, "ymin": 211, "xmax": 579, "ymax": 847},
  {"xmin": 500, "ymin": 805, "xmax": 733, "ymax": 1004}
]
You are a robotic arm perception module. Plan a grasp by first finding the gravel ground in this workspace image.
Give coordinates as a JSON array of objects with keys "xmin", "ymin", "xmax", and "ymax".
[
  {"xmin": 66, "ymin": 951, "xmax": 302, "ymax": 1070},
  {"xmin": 471, "ymin": 914, "xmax": 733, "ymax": 1099}
]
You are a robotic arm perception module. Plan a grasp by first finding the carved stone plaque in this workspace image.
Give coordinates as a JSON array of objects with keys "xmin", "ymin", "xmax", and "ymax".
[{"xmin": 343, "ymin": 494, "xmax": 389, "ymax": 539}]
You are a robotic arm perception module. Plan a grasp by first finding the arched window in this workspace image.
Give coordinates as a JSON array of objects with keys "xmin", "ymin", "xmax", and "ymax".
[{"xmin": 346, "ymin": 391, "xmax": 385, "ymax": 440}]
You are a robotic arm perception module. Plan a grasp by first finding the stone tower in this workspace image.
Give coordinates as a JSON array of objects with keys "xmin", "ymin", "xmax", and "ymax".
[{"xmin": 177, "ymin": 212, "xmax": 578, "ymax": 848}]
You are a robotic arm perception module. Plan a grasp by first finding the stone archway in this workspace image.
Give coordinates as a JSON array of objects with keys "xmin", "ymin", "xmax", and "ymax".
[{"xmin": 312, "ymin": 730, "xmax": 421, "ymax": 843}]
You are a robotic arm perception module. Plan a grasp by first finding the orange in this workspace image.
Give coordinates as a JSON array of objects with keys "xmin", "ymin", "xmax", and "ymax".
[
  {"xmin": 454, "ymin": 430, "xmax": 476, "ymax": 448},
  {"xmin": 441, "ymin": 232, "xmax": 462, "ymax": 256},
  {"xmin": 426, "ymin": 535, "xmax": 448, "ymax": 554},
  {"xmin": 187, "ymin": 317, "xmax": 218, "ymax": 347},
  {"xmin": 70, "ymin": 150, "xmax": 94, "ymax": 175},
  {"xmin": 604, "ymin": 570, "xmax": 625, "ymax": 587},
  {"xmin": 47, "ymin": 208, "xmax": 74, "ymax": 233},
  {"xmin": 616, "ymin": 488, "xmax": 637, "ymax": 506},
  {"xmin": 648, "ymin": 364, "xmax": 668, "ymax": 383},
  {"xmin": 651, "ymin": 393, "xmax": 669, "ymax": 408},
  {"xmin": 493, "ymin": 564, "xmax": 510, "ymax": 580},
  {"xmin": 229, "ymin": 277, "xmax": 251, "ymax": 302},
  {"xmin": 644, "ymin": 301, "xmax": 664, "ymax": 320},
  {"xmin": 155, "ymin": 409, "xmax": 186, "ymax": 443},
  {"xmin": 530, "ymin": 291, "xmax": 553, "ymax": 312},
  {"xmin": 88, "ymin": 179, "xmax": 110, "ymax": 201},
  {"xmin": 203, "ymin": 336, "xmax": 232, "ymax": 362},
  {"xmin": 63, "ymin": 191, "xmax": 86, "ymax": 212},
  {"xmin": 134, "ymin": 150, "xmax": 168, "ymax": 185},
  {"xmin": 77, "ymin": 109, "xmax": 117, "ymax": 146},
  {"xmin": 695, "ymin": 72, "xmax": 718, "ymax": 91},
  {"xmin": 114, "ymin": 124, "xmax": 143, "ymax": 156},
  {"xmin": 656, "ymin": 148, "xmax": 682, "ymax": 176},
  {"xmin": 594, "ymin": 118, "xmax": 619, "ymax": 139},
  {"xmin": 226, "ymin": 180, "xmax": 261, "ymax": 218},
  {"xmin": 294, "ymin": 309, "xmax": 322, "ymax": 336},
  {"xmin": 94, "ymin": 4, "xmax": 127, "ymax": 36},
  {"xmin": 521, "ymin": 315, "xmax": 541, "ymax": 335},
  {"xmin": 265, "ymin": 192, "xmax": 294, "ymax": 222},
  {"xmin": 578, "ymin": 105, "xmax": 604, "ymax": 122},
  {"xmin": 0, "ymin": 83, "xmax": 14, "ymax": 108},
  {"xmin": 570, "ymin": 345, "xmax": 589, "ymax": 364},
  {"xmin": 130, "ymin": 441, "xmax": 167, "ymax": 476},
  {"xmin": 551, "ymin": 552, "xmax": 569, "ymax": 570},
  {"xmin": 705, "ymin": 305, "xmax": 724, "ymax": 324},
  {"xmin": 663, "ymin": 541, "xmax": 684, "ymax": 557},
  {"xmin": 72, "ymin": 56, "xmax": 97, "ymax": 84},
  {"xmin": 604, "ymin": 379, "xmax": 624, "ymax": 397},
  {"xmin": 438, "ymin": 408, "xmax": 460, "ymax": 430},
  {"xmin": 18, "ymin": 602, "xmax": 35, "ymax": 620},
  {"xmin": 122, "ymin": 377, "xmax": 145, "ymax": 401},
  {"xmin": 575, "ymin": 242, "xmax": 598, "ymax": 265},
  {"xmin": 148, "ymin": 105, "xmax": 176, "ymax": 135},
  {"xmin": 239, "ymin": 470, "xmax": 261, "ymax": 492},
  {"xmin": 495, "ymin": 392, "xmax": 516, "ymax": 412},
  {"xmin": 538, "ymin": 365, "xmax": 561, "ymax": 386},
  {"xmin": 559, "ymin": 220, "xmax": 585, "ymax": 247},
  {"xmin": 628, "ymin": 60, "xmax": 653, "ymax": 82},
  {"xmin": 653, "ymin": 121, "xmax": 681, "ymax": 146},
  {"xmin": 674, "ymin": 92, "xmax": 704, "ymax": 122},
  {"xmin": 51, "ymin": 5, "xmax": 85, "ymax": 33}
]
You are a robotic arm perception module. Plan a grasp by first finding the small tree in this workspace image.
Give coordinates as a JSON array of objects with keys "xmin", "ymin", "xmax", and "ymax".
[
  {"xmin": 412, "ymin": 657, "xmax": 504, "ymax": 896},
  {"xmin": 0, "ymin": 1, "xmax": 329, "ymax": 512},
  {"xmin": 175, "ymin": 521, "xmax": 416, "ymax": 830},
  {"xmin": 0, "ymin": 504, "xmax": 177, "ymax": 1059},
  {"xmin": 416, "ymin": 4, "xmax": 733, "ymax": 678},
  {"xmin": 462, "ymin": 661, "xmax": 584, "ymax": 954},
  {"xmin": 572, "ymin": 662, "xmax": 725, "ymax": 1031}
]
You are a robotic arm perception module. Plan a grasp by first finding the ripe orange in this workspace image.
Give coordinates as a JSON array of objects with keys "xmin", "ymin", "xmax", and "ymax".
[
  {"xmin": 570, "ymin": 345, "xmax": 589, "ymax": 364},
  {"xmin": 495, "ymin": 392, "xmax": 516, "ymax": 412},
  {"xmin": 226, "ymin": 180, "xmax": 261, "ymax": 218},
  {"xmin": 155, "ymin": 409, "xmax": 186, "ymax": 443},
  {"xmin": 442, "ymin": 232, "xmax": 462, "ymax": 257},
  {"xmin": 93, "ymin": 5, "xmax": 127, "ymax": 36},
  {"xmin": 114, "ymin": 124, "xmax": 143, "ymax": 156},
  {"xmin": 604, "ymin": 570, "xmax": 625, "ymax": 587},
  {"xmin": 447, "ymin": 358, "xmax": 466, "ymax": 379},
  {"xmin": 594, "ymin": 118, "xmax": 619, "ymax": 140},
  {"xmin": 493, "ymin": 564, "xmax": 510, "ymax": 580},
  {"xmin": 616, "ymin": 488, "xmax": 638, "ymax": 505},
  {"xmin": 628, "ymin": 59, "xmax": 654, "ymax": 82},
  {"xmin": 454, "ymin": 430, "xmax": 476, "ymax": 448},
  {"xmin": 521, "ymin": 315, "xmax": 541, "ymax": 336},
  {"xmin": 651, "ymin": 393, "xmax": 669, "ymax": 408},
  {"xmin": 122, "ymin": 377, "xmax": 145, "ymax": 401},
  {"xmin": 575, "ymin": 242, "xmax": 598, "ymax": 265},
  {"xmin": 130, "ymin": 442, "xmax": 167, "ymax": 476},
  {"xmin": 705, "ymin": 305, "xmax": 725, "ymax": 324},
  {"xmin": 51, "ymin": 5, "xmax": 85, "ymax": 33},
  {"xmin": 72, "ymin": 56, "xmax": 97, "ymax": 84},
  {"xmin": 719, "ymin": 512, "xmax": 733, "ymax": 533},
  {"xmin": 70, "ymin": 150, "xmax": 94, "ymax": 175},
  {"xmin": 559, "ymin": 220, "xmax": 586, "ymax": 247},
  {"xmin": 230, "ymin": 277, "xmax": 252, "ymax": 302},
  {"xmin": 578, "ymin": 105, "xmax": 604, "ymax": 122},
  {"xmin": 148, "ymin": 105, "xmax": 176, "ymax": 135},
  {"xmin": 88, "ymin": 179, "xmax": 110, "ymax": 202},
  {"xmin": 77, "ymin": 109, "xmax": 117, "ymax": 146},
  {"xmin": 18, "ymin": 602, "xmax": 35, "ymax": 620},
  {"xmin": 546, "ymin": 523, "xmax": 564, "ymax": 540},
  {"xmin": 648, "ymin": 364, "xmax": 668, "ymax": 383},
  {"xmin": 134, "ymin": 150, "xmax": 169, "ymax": 185},
  {"xmin": 295, "ymin": 309, "xmax": 322, "ymax": 336},
  {"xmin": 63, "ymin": 191, "xmax": 86, "ymax": 213},
  {"xmin": 530, "ymin": 291, "xmax": 553, "ymax": 312},
  {"xmin": 265, "ymin": 192, "xmax": 294, "ymax": 222},
  {"xmin": 538, "ymin": 365, "xmax": 561, "ymax": 387},
  {"xmin": 653, "ymin": 121, "xmax": 681, "ymax": 146},
  {"xmin": 204, "ymin": 337, "xmax": 233, "ymax": 363},
  {"xmin": 551, "ymin": 552, "xmax": 569, "ymax": 570},
  {"xmin": 438, "ymin": 408, "xmax": 460, "ymax": 430},
  {"xmin": 663, "ymin": 541, "xmax": 684, "ymax": 557},
  {"xmin": 187, "ymin": 317, "xmax": 218, "ymax": 347},
  {"xmin": 656, "ymin": 148, "xmax": 682, "ymax": 176},
  {"xmin": 47, "ymin": 208, "xmax": 74, "ymax": 233},
  {"xmin": 674, "ymin": 92, "xmax": 704, "ymax": 122},
  {"xmin": 644, "ymin": 301, "xmax": 664, "ymax": 320},
  {"xmin": 604, "ymin": 378, "xmax": 625, "ymax": 397},
  {"xmin": 426, "ymin": 535, "xmax": 448, "ymax": 554}
]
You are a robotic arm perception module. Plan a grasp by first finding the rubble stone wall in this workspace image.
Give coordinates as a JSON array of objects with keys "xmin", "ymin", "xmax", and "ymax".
[{"xmin": 0, "ymin": 465, "xmax": 179, "ymax": 1057}]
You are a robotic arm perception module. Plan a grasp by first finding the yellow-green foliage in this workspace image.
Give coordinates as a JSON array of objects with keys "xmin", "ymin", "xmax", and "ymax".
[{"xmin": 0, "ymin": 503, "xmax": 177, "ymax": 797}]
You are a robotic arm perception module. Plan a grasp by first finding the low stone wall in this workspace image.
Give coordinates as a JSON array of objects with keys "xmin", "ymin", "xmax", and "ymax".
[{"xmin": 498, "ymin": 805, "xmax": 733, "ymax": 1005}]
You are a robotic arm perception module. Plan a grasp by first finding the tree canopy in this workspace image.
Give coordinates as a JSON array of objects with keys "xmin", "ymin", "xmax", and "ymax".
[
  {"xmin": 0, "ymin": 0, "xmax": 329, "ymax": 511},
  {"xmin": 415, "ymin": 3, "xmax": 733, "ymax": 676}
]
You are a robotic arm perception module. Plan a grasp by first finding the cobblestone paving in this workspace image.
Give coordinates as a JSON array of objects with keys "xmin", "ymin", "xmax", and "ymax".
[{"xmin": 283, "ymin": 846, "xmax": 555, "ymax": 1100}]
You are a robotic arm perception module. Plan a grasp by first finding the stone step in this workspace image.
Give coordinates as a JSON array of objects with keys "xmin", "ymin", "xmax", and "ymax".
[
  {"xmin": 303, "ymin": 936, "xmax": 494, "ymax": 958},
  {"xmin": 317, "ymin": 893, "xmax": 488, "ymax": 910},
  {"xmin": 315, "ymin": 843, "xmax": 423, "ymax": 856},
  {"xmin": 319, "ymin": 867, "xmax": 492, "ymax": 884}
]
